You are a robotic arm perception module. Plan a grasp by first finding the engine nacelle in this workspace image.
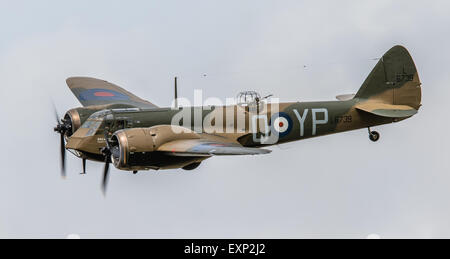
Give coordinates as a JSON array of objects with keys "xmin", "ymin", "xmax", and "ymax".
[
  {"xmin": 110, "ymin": 125, "xmax": 200, "ymax": 171},
  {"xmin": 110, "ymin": 128, "xmax": 155, "ymax": 170}
]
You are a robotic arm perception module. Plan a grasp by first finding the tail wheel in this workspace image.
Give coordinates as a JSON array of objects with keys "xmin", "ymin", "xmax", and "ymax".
[{"xmin": 369, "ymin": 131, "xmax": 380, "ymax": 142}]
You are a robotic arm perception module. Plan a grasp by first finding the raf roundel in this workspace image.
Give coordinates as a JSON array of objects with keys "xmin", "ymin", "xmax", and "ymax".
[
  {"xmin": 271, "ymin": 112, "xmax": 293, "ymax": 137},
  {"xmin": 94, "ymin": 91, "xmax": 115, "ymax": 97},
  {"xmin": 78, "ymin": 88, "xmax": 130, "ymax": 101}
]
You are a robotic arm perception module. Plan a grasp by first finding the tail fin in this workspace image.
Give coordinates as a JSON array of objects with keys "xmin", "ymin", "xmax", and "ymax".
[{"xmin": 355, "ymin": 45, "xmax": 422, "ymax": 110}]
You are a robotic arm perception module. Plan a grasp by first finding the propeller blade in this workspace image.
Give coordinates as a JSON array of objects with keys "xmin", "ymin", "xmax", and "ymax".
[
  {"xmin": 101, "ymin": 126, "xmax": 112, "ymax": 195},
  {"xmin": 52, "ymin": 101, "xmax": 61, "ymax": 125},
  {"xmin": 60, "ymin": 133, "xmax": 66, "ymax": 178},
  {"xmin": 52, "ymin": 101, "xmax": 68, "ymax": 178},
  {"xmin": 102, "ymin": 157, "xmax": 110, "ymax": 195},
  {"xmin": 104, "ymin": 130, "xmax": 111, "ymax": 149},
  {"xmin": 81, "ymin": 158, "xmax": 86, "ymax": 175}
]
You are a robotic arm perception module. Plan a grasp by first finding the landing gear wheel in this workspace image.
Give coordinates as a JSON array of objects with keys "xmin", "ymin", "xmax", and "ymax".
[{"xmin": 369, "ymin": 131, "xmax": 380, "ymax": 142}]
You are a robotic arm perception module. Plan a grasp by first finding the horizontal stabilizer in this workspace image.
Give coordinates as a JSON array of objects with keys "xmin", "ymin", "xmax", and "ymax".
[
  {"xmin": 355, "ymin": 102, "xmax": 418, "ymax": 118},
  {"xmin": 336, "ymin": 94, "xmax": 355, "ymax": 101}
]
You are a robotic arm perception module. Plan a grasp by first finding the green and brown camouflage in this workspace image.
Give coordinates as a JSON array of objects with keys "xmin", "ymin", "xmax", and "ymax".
[{"xmin": 58, "ymin": 45, "xmax": 422, "ymax": 173}]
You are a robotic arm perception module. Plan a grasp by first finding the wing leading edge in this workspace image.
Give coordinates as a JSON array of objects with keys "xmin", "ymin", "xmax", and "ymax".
[{"xmin": 157, "ymin": 139, "xmax": 272, "ymax": 157}]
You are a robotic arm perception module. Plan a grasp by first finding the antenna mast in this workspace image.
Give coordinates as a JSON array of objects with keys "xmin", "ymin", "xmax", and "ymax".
[{"xmin": 174, "ymin": 76, "xmax": 178, "ymax": 108}]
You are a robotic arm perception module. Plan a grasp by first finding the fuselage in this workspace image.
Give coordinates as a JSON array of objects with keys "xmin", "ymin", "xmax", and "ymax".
[{"xmin": 66, "ymin": 99, "xmax": 397, "ymax": 161}]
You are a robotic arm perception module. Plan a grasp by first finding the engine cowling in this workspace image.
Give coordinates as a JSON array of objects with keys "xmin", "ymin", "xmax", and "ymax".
[{"xmin": 63, "ymin": 109, "xmax": 82, "ymax": 137}]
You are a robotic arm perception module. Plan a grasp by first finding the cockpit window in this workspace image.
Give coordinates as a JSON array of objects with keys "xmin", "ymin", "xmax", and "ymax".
[
  {"xmin": 81, "ymin": 119, "xmax": 103, "ymax": 137},
  {"xmin": 80, "ymin": 110, "xmax": 110, "ymax": 137},
  {"xmin": 90, "ymin": 110, "xmax": 109, "ymax": 119}
]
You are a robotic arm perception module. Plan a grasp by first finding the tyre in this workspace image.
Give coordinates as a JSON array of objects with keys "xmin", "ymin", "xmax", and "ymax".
[{"xmin": 369, "ymin": 131, "xmax": 380, "ymax": 142}]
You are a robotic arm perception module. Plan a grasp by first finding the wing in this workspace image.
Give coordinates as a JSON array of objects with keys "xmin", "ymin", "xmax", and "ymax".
[
  {"xmin": 66, "ymin": 77, "xmax": 158, "ymax": 108},
  {"xmin": 355, "ymin": 102, "xmax": 418, "ymax": 118},
  {"xmin": 157, "ymin": 138, "xmax": 272, "ymax": 157}
]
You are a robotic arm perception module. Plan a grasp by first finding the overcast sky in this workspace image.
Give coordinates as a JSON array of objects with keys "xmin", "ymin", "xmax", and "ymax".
[{"xmin": 0, "ymin": 0, "xmax": 449, "ymax": 238}]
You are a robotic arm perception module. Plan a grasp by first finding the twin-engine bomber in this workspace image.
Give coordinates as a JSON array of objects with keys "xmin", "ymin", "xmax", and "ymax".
[{"xmin": 54, "ymin": 45, "xmax": 422, "ymax": 193}]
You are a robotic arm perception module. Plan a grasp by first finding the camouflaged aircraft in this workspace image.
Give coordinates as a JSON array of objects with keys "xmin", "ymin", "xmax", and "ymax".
[{"xmin": 54, "ymin": 45, "xmax": 421, "ymax": 193}]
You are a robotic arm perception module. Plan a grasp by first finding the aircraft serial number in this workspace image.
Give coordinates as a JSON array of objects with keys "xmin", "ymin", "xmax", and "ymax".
[{"xmin": 334, "ymin": 115, "xmax": 352, "ymax": 123}]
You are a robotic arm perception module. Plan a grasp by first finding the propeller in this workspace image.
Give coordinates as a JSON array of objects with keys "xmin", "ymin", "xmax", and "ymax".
[
  {"xmin": 101, "ymin": 129, "xmax": 112, "ymax": 195},
  {"xmin": 101, "ymin": 153, "xmax": 110, "ymax": 195},
  {"xmin": 53, "ymin": 105, "xmax": 71, "ymax": 178},
  {"xmin": 52, "ymin": 103, "xmax": 114, "ymax": 194},
  {"xmin": 59, "ymin": 132, "xmax": 66, "ymax": 177}
]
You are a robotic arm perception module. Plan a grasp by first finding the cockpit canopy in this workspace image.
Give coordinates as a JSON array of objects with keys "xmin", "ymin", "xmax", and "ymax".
[
  {"xmin": 79, "ymin": 109, "xmax": 114, "ymax": 137},
  {"xmin": 81, "ymin": 118, "xmax": 104, "ymax": 137},
  {"xmin": 236, "ymin": 91, "xmax": 261, "ymax": 107},
  {"xmin": 79, "ymin": 108, "xmax": 138, "ymax": 137}
]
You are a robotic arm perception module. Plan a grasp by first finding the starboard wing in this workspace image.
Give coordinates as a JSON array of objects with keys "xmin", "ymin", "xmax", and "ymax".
[{"xmin": 66, "ymin": 77, "xmax": 158, "ymax": 108}]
